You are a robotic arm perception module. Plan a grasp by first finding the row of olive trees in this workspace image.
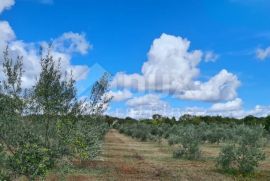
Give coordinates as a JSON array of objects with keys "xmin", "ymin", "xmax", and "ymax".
[
  {"xmin": 0, "ymin": 47, "xmax": 111, "ymax": 180},
  {"xmin": 169, "ymin": 124, "xmax": 266, "ymax": 174},
  {"xmin": 116, "ymin": 122, "xmax": 268, "ymax": 175}
]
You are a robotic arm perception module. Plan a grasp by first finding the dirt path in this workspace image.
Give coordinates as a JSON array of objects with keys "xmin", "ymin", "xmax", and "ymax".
[{"xmin": 65, "ymin": 129, "xmax": 237, "ymax": 181}]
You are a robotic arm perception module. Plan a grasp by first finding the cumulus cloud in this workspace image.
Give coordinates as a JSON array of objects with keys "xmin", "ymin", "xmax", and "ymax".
[
  {"xmin": 204, "ymin": 51, "xmax": 219, "ymax": 62},
  {"xmin": 210, "ymin": 98, "xmax": 242, "ymax": 112},
  {"xmin": 0, "ymin": 34, "xmax": 91, "ymax": 89},
  {"xmin": 112, "ymin": 33, "xmax": 202, "ymax": 92},
  {"xmin": 52, "ymin": 32, "xmax": 91, "ymax": 55},
  {"xmin": 112, "ymin": 33, "xmax": 240, "ymax": 102},
  {"xmin": 246, "ymin": 105, "xmax": 270, "ymax": 117},
  {"xmin": 0, "ymin": 0, "xmax": 14, "ymax": 14},
  {"xmin": 7, "ymin": 41, "xmax": 42, "ymax": 88},
  {"xmin": 109, "ymin": 94, "xmax": 169, "ymax": 119},
  {"xmin": 109, "ymin": 89, "xmax": 133, "ymax": 102},
  {"xmin": 0, "ymin": 21, "xmax": 15, "ymax": 42},
  {"xmin": 126, "ymin": 94, "xmax": 168, "ymax": 109},
  {"xmin": 208, "ymin": 105, "xmax": 270, "ymax": 118},
  {"xmin": 179, "ymin": 69, "xmax": 240, "ymax": 102},
  {"xmin": 0, "ymin": 6, "xmax": 91, "ymax": 89},
  {"xmin": 256, "ymin": 47, "xmax": 270, "ymax": 60},
  {"xmin": 41, "ymin": 39, "xmax": 90, "ymax": 81}
]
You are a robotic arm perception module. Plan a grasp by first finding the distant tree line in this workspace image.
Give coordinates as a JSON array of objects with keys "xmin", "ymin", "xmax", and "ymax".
[{"xmin": 105, "ymin": 114, "xmax": 270, "ymax": 132}]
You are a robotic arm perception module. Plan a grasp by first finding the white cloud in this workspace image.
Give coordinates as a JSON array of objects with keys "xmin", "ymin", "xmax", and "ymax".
[
  {"xmin": 183, "ymin": 104, "xmax": 270, "ymax": 119},
  {"xmin": 52, "ymin": 32, "xmax": 91, "ymax": 55},
  {"xmin": 204, "ymin": 51, "xmax": 219, "ymax": 62},
  {"xmin": 7, "ymin": 41, "xmax": 42, "ymax": 88},
  {"xmin": 112, "ymin": 33, "xmax": 202, "ymax": 92},
  {"xmin": 108, "ymin": 105, "xmax": 206, "ymax": 120},
  {"xmin": 0, "ymin": 8, "xmax": 91, "ymax": 89},
  {"xmin": 179, "ymin": 69, "xmax": 240, "ymax": 102},
  {"xmin": 208, "ymin": 105, "xmax": 270, "ymax": 118},
  {"xmin": 1, "ymin": 35, "xmax": 91, "ymax": 89},
  {"xmin": 0, "ymin": 21, "xmax": 15, "ymax": 42},
  {"xmin": 126, "ymin": 94, "xmax": 168, "ymax": 110},
  {"xmin": 246, "ymin": 105, "xmax": 270, "ymax": 117},
  {"xmin": 118, "ymin": 94, "xmax": 169, "ymax": 119},
  {"xmin": 109, "ymin": 89, "xmax": 133, "ymax": 102},
  {"xmin": 0, "ymin": 0, "xmax": 14, "ymax": 14},
  {"xmin": 112, "ymin": 33, "xmax": 240, "ymax": 102},
  {"xmin": 40, "ymin": 41, "xmax": 90, "ymax": 81},
  {"xmin": 109, "ymin": 100, "xmax": 270, "ymax": 119},
  {"xmin": 210, "ymin": 98, "xmax": 242, "ymax": 112},
  {"xmin": 256, "ymin": 47, "xmax": 270, "ymax": 60}
]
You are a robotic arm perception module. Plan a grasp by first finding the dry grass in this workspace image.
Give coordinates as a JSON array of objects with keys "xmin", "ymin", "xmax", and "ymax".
[{"xmin": 46, "ymin": 129, "xmax": 270, "ymax": 181}]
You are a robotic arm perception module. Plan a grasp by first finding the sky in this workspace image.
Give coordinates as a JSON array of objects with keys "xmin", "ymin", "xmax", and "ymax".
[{"xmin": 1, "ymin": 0, "xmax": 270, "ymax": 119}]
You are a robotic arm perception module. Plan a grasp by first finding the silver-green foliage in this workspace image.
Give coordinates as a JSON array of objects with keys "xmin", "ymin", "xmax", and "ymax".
[
  {"xmin": 172, "ymin": 125, "xmax": 201, "ymax": 160},
  {"xmin": 0, "ymin": 47, "xmax": 110, "ymax": 180},
  {"xmin": 217, "ymin": 125, "xmax": 266, "ymax": 174}
]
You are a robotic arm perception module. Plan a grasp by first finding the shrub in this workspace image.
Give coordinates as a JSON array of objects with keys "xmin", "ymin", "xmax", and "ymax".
[
  {"xmin": 7, "ymin": 131, "xmax": 55, "ymax": 180},
  {"xmin": 217, "ymin": 125, "xmax": 266, "ymax": 174},
  {"xmin": 0, "ymin": 171, "xmax": 10, "ymax": 181},
  {"xmin": 9, "ymin": 144, "xmax": 55, "ymax": 180},
  {"xmin": 173, "ymin": 126, "xmax": 201, "ymax": 160},
  {"xmin": 0, "ymin": 144, "xmax": 10, "ymax": 181},
  {"xmin": 168, "ymin": 135, "xmax": 179, "ymax": 146},
  {"xmin": 216, "ymin": 144, "xmax": 237, "ymax": 171}
]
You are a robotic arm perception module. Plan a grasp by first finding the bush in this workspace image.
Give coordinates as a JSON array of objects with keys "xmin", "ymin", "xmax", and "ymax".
[
  {"xmin": 173, "ymin": 126, "xmax": 201, "ymax": 160},
  {"xmin": 71, "ymin": 118, "xmax": 108, "ymax": 160},
  {"xmin": 8, "ymin": 132, "xmax": 55, "ymax": 180},
  {"xmin": 9, "ymin": 145, "xmax": 54, "ymax": 180},
  {"xmin": 0, "ymin": 144, "xmax": 10, "ymax": 181},
  {"xmin": 217, "ymin": 125, "xmax": 266, "ymax": 174},
  {"xmin": 168, "ymin": 135, "xmax": 179, "ymax": 146},
  {"xmin": 0, "ymin": 171, "xmax": 10, "ymax": 181},
  {"xmin": 217, "ymin": 144, "xmax": 265, "ymax": 174},
  {"xmin": 216, "ymin": 144, "xmax": 236, "ymax": 171}
]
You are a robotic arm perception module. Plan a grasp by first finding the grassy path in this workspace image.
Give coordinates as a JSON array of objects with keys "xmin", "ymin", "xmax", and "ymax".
[{"xmin": 49, "ymin": 129, "xmax": 270, "ymax": 181}]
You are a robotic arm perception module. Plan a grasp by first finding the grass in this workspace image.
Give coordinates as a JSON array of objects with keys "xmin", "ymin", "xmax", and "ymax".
[{"xmin": 45, "ymin": 129, "xmax": 270, "ymax": 181}]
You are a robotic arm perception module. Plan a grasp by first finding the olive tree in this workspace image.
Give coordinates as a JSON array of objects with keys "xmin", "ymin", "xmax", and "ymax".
[
  {"xmin": 217, "ymin": 125, "xmax": 266, "ymax": 174},
  {"xmin": 85, "ymin": 72, "xmax": 112, "ymax": 115},
  {"xmin": 173, "ymin": 125, "xmax": 202, "ymax": 160},
  {"xmin": 0, "ymin": 47, "xmax": 54, "ymax": 180}
]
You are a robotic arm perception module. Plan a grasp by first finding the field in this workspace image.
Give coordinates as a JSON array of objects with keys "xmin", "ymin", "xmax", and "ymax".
[
  {"xmin": 1, "ymin": 46, "xmax": 270, "ymax": 181},
  {"xmin": 46, "ymin": 129, "xmax": 270, "ymax": 181}
]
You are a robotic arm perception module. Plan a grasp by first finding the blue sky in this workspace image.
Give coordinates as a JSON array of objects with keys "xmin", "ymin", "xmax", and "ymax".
[{"xmin": 1, "ymin": 0, "xmax": 270, "ymax": 118}]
